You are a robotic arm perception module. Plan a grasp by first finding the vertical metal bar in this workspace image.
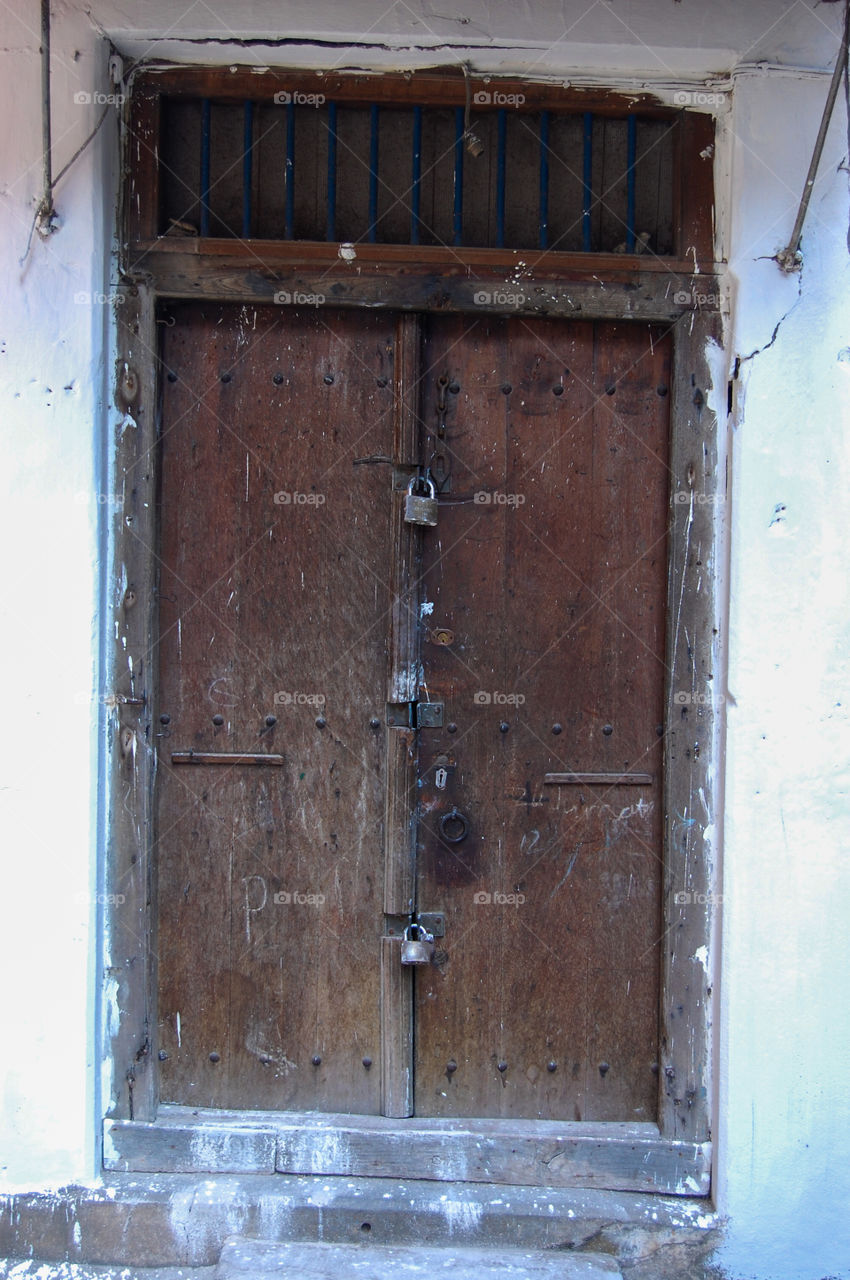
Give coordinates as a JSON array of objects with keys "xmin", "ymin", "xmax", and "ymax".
[
  {"xmin": 200, "ymin": 98, "xmax": 211, "ymax": 237},
  {"xmin": 368, "ymin": 102, "xmax": 379, "ymax": 243},
  {"xmin": 39, "ymin": 0, "xmax": 53, "ymax": 223},
  {"xmin": 242, "ymin": 101, "xmax": 253, "ymax": 240},
  {"xmin": 284, "ymin": 100, "xmax": 295, "ymax": 240},
  {"xmin": 411, "ymin": 105, "xmax": 422, "ymax": 245},
  {"xmin": 626, "ymin": 114, "xmax": 637, "ymax": 253},
  {"xmin": 539, "ymin": 110, "xmax": 550, "ymax": 250},
  {"xmin": 453, "ymin": 105, "xmax": 464, "ymax": 246},
  {"xmin": 496, "ymin": 108, "xmax": 506, "ymax": 248},
  {"xmin": 582, "ymin": 111, "xmax": 593, "ymax": 252},
  {"xmin": 326, "ymin": 101, "xmax": 337, "ymax": 242}
]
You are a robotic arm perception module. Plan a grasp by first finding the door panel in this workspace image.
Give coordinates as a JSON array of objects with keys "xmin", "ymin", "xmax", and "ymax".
[
  {"xmin": 414, "ymin": 316, "xmax": 670, "ymax": 1121},
  {"xmin": 156, "ymin": 303, "xmax": 395, "ymax": 1111},
  {"xmin": 155, "ymin": 304, "xmax": 670, "ymax": 1125}
]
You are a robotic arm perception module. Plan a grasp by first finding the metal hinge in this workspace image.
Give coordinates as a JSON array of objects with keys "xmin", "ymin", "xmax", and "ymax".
[{"xmin": 386, "ymin": 700, "xmax": 444, "ymax": 729}]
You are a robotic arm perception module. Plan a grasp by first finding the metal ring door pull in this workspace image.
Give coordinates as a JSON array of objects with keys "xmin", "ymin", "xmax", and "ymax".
[{"xmin": 439, "ymin": 807, "xmax": 470, "ymax": 843}]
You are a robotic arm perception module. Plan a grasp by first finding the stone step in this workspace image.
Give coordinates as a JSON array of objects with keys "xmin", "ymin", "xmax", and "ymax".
[{"xmin": 215, "ymin": 1238, "xmax": 623, "ymax": 1280}]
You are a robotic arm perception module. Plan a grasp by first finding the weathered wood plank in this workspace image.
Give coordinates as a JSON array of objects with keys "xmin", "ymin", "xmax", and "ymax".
[
  {"xmin": 660, "ymin": 311, "xmax": 723, "ymax": 1145},
  {"xmin": 383, "ymin": 313, "xmax": 421, "ymax": 918},
  {"xmin": 380, "ymin": 936, "xmax": 413, "ymax": 1119},
  {"xmin": 103, "ymin": 1117, "xmax": 276, "ymax": 1173},
  {"xmin": 103, "ymin": 284, "xmax": 160, "ymax": 1123},
  {"xmin": 129, "ymin": 250, "xmax": 718, "ymax": 321},
  {"xmin": 133, "ymin": 67, "xmax": 674, "ymax": 117}
]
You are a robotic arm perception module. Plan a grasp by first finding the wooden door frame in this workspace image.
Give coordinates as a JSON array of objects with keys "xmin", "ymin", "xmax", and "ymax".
[{"xmin": 102, "ymin": 70, "xmax": 723, "ymax": 1196}]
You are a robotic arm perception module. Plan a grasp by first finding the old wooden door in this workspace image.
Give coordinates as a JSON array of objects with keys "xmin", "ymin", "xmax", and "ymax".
[{"xmin": 155, "ymin": 303, "xmax": 670, "ymax": 1124}]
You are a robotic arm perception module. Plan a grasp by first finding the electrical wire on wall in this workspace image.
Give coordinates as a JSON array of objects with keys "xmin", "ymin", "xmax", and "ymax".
[
  {"xmin": 776, "ymin": 0, "xmax": 850, "ymax": 270},
  {"xmin": 20, "ymin": 0, "xmax": 112, "ymax": 264}
]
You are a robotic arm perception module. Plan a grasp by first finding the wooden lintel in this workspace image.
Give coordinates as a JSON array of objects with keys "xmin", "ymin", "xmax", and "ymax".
[{"xmin": 126, "ymin": 251, "xmax": 720, "ymax": 323}]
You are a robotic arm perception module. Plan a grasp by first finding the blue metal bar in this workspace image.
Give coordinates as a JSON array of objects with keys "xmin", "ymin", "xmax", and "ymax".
[
  {"xmin": 496, "ymin": 109, "xmax": 506, "ymax": 248},
  {"xmin": 242, "ymin": 101, "xmax": 253, "ymax": 239},
  {"xmin": 582, "ymin": 111, "xmax": 593, "ymax": 252},
  {"xmin": 453, "ymin": 105, "xmax": 464, "ymax": 246},
  {"xmin": 539, "ymin": 110, "xmax": 550, "ymax": 250},
  {"xmin": 200, "ymin": 98, "xmax": 211, "ymax": 237},
  {"xmin": 326, "ymin": 101, "xmax": 337, "ymax": 242},
  {"xmin": 368, "ymin": 103, "xmax": 379, "ymax": 243},
  {"xmin": 626, "ymin": 114, "xmax": 637, "ymax": 253},
  {"xmin": 411, "ymin": 105, "xmax": 422, "ymax": 244},
  {"xmin": 284, "ymin": 101, "xmax": 295, "ymax": 239}
]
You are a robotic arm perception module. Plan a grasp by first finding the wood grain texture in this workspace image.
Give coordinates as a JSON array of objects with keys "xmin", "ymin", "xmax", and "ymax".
[
  {"xmin": 413, "ymin": 316, "xmax": 671, "ymax": 1123},
  {"xmin": 105, "ymin": 285, "xmax": 160, "ymax": 1121},
  {"xmin": 155, "ymin": 303, "xmax": 396, "ymax": 1112},
  {"xmin": 381, "ymin": 936, "xmax": 413, "ymax": 1118},
  {"xmin": 659, "ymin": 312, "xmax": 722, "ymax": 1144}
]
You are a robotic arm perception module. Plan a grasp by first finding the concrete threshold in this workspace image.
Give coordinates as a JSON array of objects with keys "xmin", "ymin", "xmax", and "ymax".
[
  {"xmin": 215, "ymin": 1239, "xmax": 622, "ymax": 1279},
  {"xmin": 0, "ymin": 1174, "xmax": 719, "ymax": 1271}
]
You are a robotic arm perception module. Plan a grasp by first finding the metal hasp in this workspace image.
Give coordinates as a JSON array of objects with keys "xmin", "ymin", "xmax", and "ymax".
[{"xmin": 386, "ymin": 701, "xmax": 444, "ymax": 729}]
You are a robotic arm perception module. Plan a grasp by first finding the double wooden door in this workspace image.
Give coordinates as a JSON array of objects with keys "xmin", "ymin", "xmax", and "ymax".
[{"xmin": 155, "ymin": 303, "xmax": 670, "ymax": 1124}]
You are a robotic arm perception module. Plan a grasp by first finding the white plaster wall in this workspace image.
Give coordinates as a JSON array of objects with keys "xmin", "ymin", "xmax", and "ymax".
[
  {"xmin": 716, "ymin": 70, "xmax": 850, "ymax": 1280},
  {"xmin": 1, "ymin": 2, "xmax": 849, "ymax": 1277},
  {"xmin": 0, "ymin": 2, "xmax": 113, "ymax": 1186}
]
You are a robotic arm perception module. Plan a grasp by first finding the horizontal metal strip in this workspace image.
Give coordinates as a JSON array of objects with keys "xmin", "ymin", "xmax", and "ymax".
[
  {"xmin": 170, "ymin": 751, "xmax": 284, "ymax": 766},
  {"xmin": 544, "ymin": 772, "xmax": 654, "ymax": 786}
]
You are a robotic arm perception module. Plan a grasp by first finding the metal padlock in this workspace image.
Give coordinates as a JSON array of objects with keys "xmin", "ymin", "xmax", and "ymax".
[
  {"xmin": 404, "ymin": 476, "xmax": 438, "ymax": 527},
  {"xmin": 400, "ymin": 922, "xmax": 435, "ymax": 965}
]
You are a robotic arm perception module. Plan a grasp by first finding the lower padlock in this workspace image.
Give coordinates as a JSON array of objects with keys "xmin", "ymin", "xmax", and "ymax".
[
  {"xmin": 400, "ymin": 922, "xmax": 435, "ymax": 965},
  {"xmin": 404, "ymin": 475, "xmax": 439, "ymax": 527}
]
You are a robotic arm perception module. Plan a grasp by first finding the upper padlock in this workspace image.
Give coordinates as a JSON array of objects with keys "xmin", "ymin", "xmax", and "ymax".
[{"xmin": 404, "ymin": 475, "xmax": 438, "ymax": 527}]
